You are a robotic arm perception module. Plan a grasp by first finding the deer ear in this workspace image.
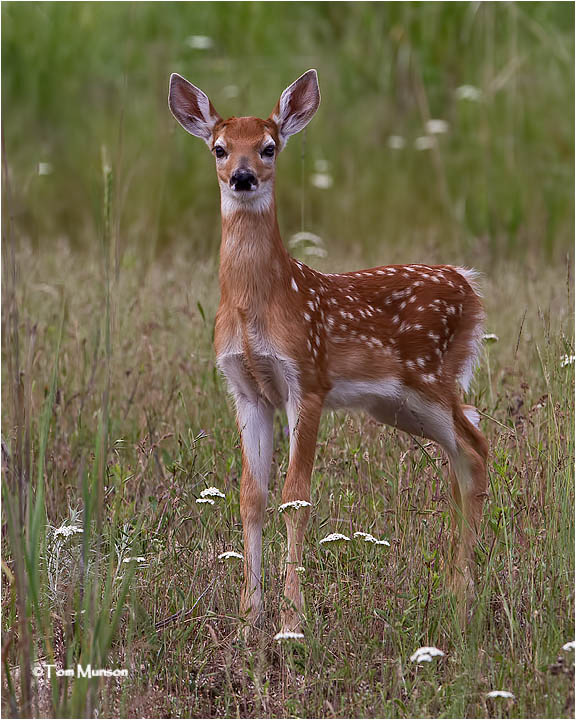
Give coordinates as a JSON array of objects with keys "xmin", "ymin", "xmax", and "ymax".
[
  {"xmin": 168, "ymin": 73, "xmax": 221, "ymax": 145},
  {"xmin": 270, "ymin": 69, "xmax": 320, "ymax": 148}
]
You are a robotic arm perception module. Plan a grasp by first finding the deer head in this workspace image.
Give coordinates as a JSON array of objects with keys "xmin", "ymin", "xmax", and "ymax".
[{"xmin": 168, "ymin": 70, "xmax": 320, "ymax": 213}]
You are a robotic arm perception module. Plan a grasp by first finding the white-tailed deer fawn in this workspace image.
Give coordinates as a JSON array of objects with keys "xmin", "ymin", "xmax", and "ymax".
[{"xmin": 169, "ymin": 69, "xmax": 488, "ymax": 633}]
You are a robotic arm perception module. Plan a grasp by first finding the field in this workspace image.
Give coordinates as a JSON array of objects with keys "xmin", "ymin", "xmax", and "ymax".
[{"xmin": 2, "ymin": 3, "xmax": 574, "ymax": 719}]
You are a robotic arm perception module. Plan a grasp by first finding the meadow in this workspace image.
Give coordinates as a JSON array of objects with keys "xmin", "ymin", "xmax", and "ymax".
[{"xmin": 2, "ymin": 2, "xmax": 574, "ymax": 718}]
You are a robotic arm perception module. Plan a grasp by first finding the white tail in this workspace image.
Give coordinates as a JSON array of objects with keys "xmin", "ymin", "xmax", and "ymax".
[{"xmin": 169, "ymin": 70, "xmax": 489, "ymax": 632}]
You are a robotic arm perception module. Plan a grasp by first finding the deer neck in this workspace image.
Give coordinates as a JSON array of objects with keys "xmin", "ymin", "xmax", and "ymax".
[{"xmin": 218, "ymin": 192, "xmax": 291, "ymax": 313}]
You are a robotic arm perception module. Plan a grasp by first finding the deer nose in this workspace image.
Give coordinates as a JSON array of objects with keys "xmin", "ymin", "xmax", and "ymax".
[{"xmin": 230, "ymin": 169, "xmax": 258, "ymax": 191}]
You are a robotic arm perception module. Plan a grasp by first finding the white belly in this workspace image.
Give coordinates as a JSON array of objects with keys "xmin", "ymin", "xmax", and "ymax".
[{"xmin": 326, "ymin": 378, "xmax": 457, "ymax": 452}]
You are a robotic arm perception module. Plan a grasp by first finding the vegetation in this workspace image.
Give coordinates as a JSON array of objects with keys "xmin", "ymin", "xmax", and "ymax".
[{"xmin": 2, "ymin": 2, "xmax": 574, "ymax": 718}]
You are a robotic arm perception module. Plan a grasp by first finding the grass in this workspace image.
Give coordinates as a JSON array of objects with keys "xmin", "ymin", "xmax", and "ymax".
[
  {"xmin": 2, "ymin": 239, "xmax": 574, "ymax": 718},
  {"xmin": 1, "ymin": 2, "xmax": 574, "ymax": 718}
]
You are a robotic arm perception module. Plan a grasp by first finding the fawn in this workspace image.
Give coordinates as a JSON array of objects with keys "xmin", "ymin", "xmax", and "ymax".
[{"xmin": 168, "ymin": 69, "xmax": 488, "ymax": 633}]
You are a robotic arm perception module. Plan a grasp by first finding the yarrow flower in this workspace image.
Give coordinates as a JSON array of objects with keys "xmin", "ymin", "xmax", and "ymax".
[
  {"xmin": 53, "ymin": 525, "xmax": 83, "ymax": 538},
  {"xmin": 200, "ymin": 487, "xmax": 225, "ymax": 499},
  {"xmin": 273, "ymin": 631, "xmax": 305, "ymax": 642},
  {"xmin": 425, "ymin": 119, "xmax": 449, "ymax": 135},
  {"xmin": 196, "ymin": 498, "xmax": 215, "ymax": 505},
  {"xmin": 185, "ymin": 35, "xmax": 213, "ymax": 50},
  {"xmin": 295, "ymin": 566, "xmax": 305, "ymax": 574},
  {"xmin": 414, "ymin": 136, "xmax": 436, "ymax": 151},
  {"xmin": 122, "ymin": 556, "xmax": 146, "ymax": 564},
  {"xmin": 218, "ymin": 551, "xmax": 243, "ymax": 561},
  {"xmin": 387, "ymin": 135, "xmax": 406, "ymax": 150},
  {"xmin": 319, "ymin": 532, "xmax": 350, "ymax": 544},
  {"xmin": 560, "ymin": 354, "xmax": 575, "ymax": 368},
  {"xmin": 288, "ymin": 231, "xmax": 323, "ymax": 249},
  {"xmin": 354, "ymin": 531, "xmax": 390, "ymax": 546},
  {"xmin": 410, "ymin": 646, "xmax": 445, "ymax": 663},
  {"xmin": 482, "ymin": 333, "xmax": 499, "ymax": 344},
  {"xmin": 562, "ymin": 640, "xmax": 576, "ymax": 651},
  {"xmin": 279, "ymin": 500, "xmax": 312, "ymax": 512},
  {"xmin": 486, "ymin": 691, "xmax": 515, "ymax": 700},
  {"xmin": 310, "ymin": 172, "xmax": 333, "ymax": 189},
  {"xmin": 455, "ymin": 85, "xmax": 483, "ymax": 102},
  {"xmin": 303, "ymin": 245, "xmax": 328, "ymax": 258}
]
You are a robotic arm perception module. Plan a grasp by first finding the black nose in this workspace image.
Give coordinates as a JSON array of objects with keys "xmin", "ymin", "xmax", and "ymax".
[{"xmin": 230, "ymin": 169, "xmax": 257, "ymax": 191}]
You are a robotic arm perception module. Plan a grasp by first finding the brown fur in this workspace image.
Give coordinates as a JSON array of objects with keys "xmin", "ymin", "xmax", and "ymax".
[{"xmin": 169, "ymin": 69, "xmax": 489, "ymax": 633}]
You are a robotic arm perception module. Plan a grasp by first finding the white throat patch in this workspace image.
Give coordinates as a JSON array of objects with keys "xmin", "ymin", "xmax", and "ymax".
[{"xmin": 220, "ymin": 181, "xmax": 274, "ymax": 216}]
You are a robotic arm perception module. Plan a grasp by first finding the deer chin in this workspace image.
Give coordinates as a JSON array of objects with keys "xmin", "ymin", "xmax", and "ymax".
[{"xmin": 220, "ymin": 182, "xmax": 274, "ymax": 216}]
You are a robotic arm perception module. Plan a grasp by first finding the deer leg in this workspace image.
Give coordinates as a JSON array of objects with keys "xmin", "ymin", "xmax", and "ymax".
[
  {"xmin": 281, "ymin": 392, "xmax": 324, "ymax": 632},
  {"xmin": 447, "ymin": 405, "xmax": 489, "ymax": 614},
  {"xmin": 236, "ymin": 395, "xmax": 274, "ymax": 628}
]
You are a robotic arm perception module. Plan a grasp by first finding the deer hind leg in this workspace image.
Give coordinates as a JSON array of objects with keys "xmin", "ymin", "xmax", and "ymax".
[
  {"xmin": 281, "ymin": 391, "xmax": 324, "ymax": 633},
  {"xmin": 447, "ymin": 404, "xmax": 489, "ymax": 607},
  {"xmin": 236, "ymin": 396, "xmax": 274, "ymax": 629}
]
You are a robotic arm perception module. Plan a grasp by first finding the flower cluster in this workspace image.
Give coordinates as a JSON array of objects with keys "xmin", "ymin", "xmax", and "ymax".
[
  {"xmin": 319, "ymin": 533, "xmax": 350, "ymax": 544},
  {"xmin": 218, "ymin": 551, "xmax": 243, "ymax": 561},
  {"xmin": 410, "ymin": 646, "xmax": 445, "ymax": 663},
  {"xmin": 278, "ymin": 500, "xmax": 312, "ymax": 512},
  {"xmin": 53, "ymin": 525, "xmax": 83, "ymax": 538},
  {"xmin": 196, "ymin": 486, "xmax": 226, "ymax": 505},
  {"xmin": 273, "ymin": 631, "xmax": 304, "ymax": 642},
  {"xmin": 353, "ymin": 531, "xmax": 390, "ymax": 546}
]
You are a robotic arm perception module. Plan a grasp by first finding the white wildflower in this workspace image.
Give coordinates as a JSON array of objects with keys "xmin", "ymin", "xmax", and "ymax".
[
  {"xmin": 279, "ymin": 500, "xmax": 312, "ymax": 512},
  {"xmin": 295, "ymin": 566, "xmax": 305, "ymax": 574},
  {"xmin": 196, "ymin": 497, "xmax": 215, "ymax": 505},
  {"xmin": 387, "ymin": 135, "xmax": 406, "ymax": 150},
  {"xmin": 425, "ymin": 119, "xmax": 449, "ymax": 135},
  {"xmin": 53, "ymin": 525, "xmax": 83, "ymax": 538},
  {"xmin": 455, "ymin": 85, "xmax": 483, "ymax": 102},
  {"xmin": 486, "ymin": 690, "xmax": 515, "ymax": 700},
  {"xmin": 310, "ymin": 172, "xmax": 333, "ymax": 189},
  {"xmin": 274, "ymin": 631, "xmax": 305, "ymax": 641},
  {"xmin": 185, "ymin": 35, "xmax": 213, "ymax": 50},
  {"xmin": 218, "ymin": 551, "xmax": 243, "ymax": 561},
  {"xmin": 482, "ymin": 333, "xmax": 499, "ymax": 344},
  {"xmin": 319, "ymin": 532, "xmax": 350, "ymax": 544},
  {"xmin": 288, "ymin": 231, "xmax": 324, "ymax": 248},
  {"xmin": 354, "ymin": 531, "xmax": 390, "ymax": 546},
  {"xmin": 414, "ymin": 136, "xmax": 436, "ymax": 151},
  {"xmin": 200, "ymin": 487, "xmax": 225, "ymax": 499},
  {"xmin": 303, "ymin": 246, "xmax": 328, "ymax": 258},
  {"xmin": 410, "ymin": 646, "xmax": 445, "ymax": 663},
  {"xmin": 38, "ymin": 162, "xmax": 53, "ymax": 176},
  {"xmin": 562, "ymin": 640, "xmax": 576, "ymax": 651},
  {"xmin": 122, "ymin": 556, "xmax": 146, "ymax": 564},
  {"xmin": 560, "ymin": 354, "xmax": 575, "ymax": 368}
]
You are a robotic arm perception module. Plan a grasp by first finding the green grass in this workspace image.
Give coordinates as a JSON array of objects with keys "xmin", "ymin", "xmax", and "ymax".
[
  {"xmin": 2, "ymin": 2, "xmax": 574, "ymax": 260},
  {"xmin": 1, "ymin": 2, "xmax": 574, "ymax": 718}
]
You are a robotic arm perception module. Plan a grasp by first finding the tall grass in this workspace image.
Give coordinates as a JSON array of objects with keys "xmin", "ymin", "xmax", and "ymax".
[
  {"xmin": 1, "ymin": 2, "xmax": 574, "ymax": 718},
  {"xmin": 2, "ymin": 2, "xmax": 574, "ymax": 261},
  {"xmin": 2, "ymin": 237, "xmax": 573, "ymax": 716}
]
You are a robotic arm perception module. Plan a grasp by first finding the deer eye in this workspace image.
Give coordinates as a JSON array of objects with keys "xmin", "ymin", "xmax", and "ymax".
[
  {"xmin": 213, "ymin": 146, "xmax": 227, "ymax": 159},
  {"xmin": 261, "ymin": 145, "xmax": 275, "ymax": 158}
]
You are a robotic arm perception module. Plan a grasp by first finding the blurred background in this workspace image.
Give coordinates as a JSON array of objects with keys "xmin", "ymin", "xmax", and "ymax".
[{"xmin": 2, "ymin": 1, "xmax": 574, "ymax": 266}]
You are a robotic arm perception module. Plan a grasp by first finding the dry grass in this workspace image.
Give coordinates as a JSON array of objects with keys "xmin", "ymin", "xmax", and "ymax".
[{"xmin": 2, "ymin": 239, "xmax": 573, "ymax": 718}]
